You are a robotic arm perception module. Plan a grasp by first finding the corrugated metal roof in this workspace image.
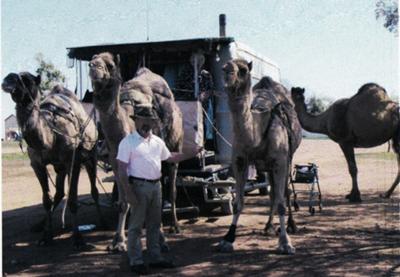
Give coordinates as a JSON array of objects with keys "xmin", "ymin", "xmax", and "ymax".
[{"xmin": 67, "ymin": 37, "xmax": 235, "ymax": 61}]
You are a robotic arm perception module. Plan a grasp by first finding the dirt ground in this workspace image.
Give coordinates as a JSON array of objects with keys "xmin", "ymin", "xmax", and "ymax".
[{"xmin": 2, "ymin": 139, "xmax": 400, "ymax": 276}]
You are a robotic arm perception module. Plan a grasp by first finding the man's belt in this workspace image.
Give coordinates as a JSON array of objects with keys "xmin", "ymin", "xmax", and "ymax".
[{"xmin": 129, "ymin": 176, "xmax": 161, "ymax": 183}]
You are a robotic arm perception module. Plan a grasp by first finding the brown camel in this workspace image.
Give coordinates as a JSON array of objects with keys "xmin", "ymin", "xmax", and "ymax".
[
  {"xmin": 291, "ymin": 85, "xmax": 400, "ymax": 202},
  {"xmin": 89, "ymin": 52, "xmax": 183, "ymax": 251},
  {"xmin": 2, "ymin": 72, "xmax": 102, "ymax": 248},
  {"xmin": 218, "ymin": 59, "xmax": 302, "ymax": 254}
]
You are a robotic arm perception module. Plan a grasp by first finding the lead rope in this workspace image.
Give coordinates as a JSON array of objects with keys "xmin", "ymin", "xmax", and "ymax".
[
  {"xmin": 60, "ymin": 106, "xmax": 97, "ymax": 229},
  {"xmin": 61, "ymin": 137, "xmax": 79, "ymax": 229},
  {"xmin": 201, "ymin": 106, "xmax": 232, "ymax": 148}
]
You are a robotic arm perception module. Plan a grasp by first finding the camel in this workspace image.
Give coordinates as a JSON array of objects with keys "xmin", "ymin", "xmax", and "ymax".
[
  {"xmin": 218, "ymin": 59, "xmax": 302, "ymax": 254},
  {"xmin": 2, "ymin": 72, "xmax": 102, "ymax": 248},
  {"xmin": 88, "ymin": 52, "xmax": 183, "ymax": 252},
  {"xmin": 291, "ymin": 85, "xmax": 400, "ymax": 202}
]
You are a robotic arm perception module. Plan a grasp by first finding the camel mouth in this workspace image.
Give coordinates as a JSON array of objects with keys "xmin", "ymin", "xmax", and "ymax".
[{"xmin": 1, "ymin": 83, "xmax": 16, "ymax": 94}]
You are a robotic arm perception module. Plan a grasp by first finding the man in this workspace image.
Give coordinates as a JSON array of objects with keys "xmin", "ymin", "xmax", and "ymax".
[
  {"xmin": 175, "ymin": 50, "xmax": 213, "ymax": 101},
  {"xmin": 117, "ymin": 105, "xmax": 201, "ymax": 275}
]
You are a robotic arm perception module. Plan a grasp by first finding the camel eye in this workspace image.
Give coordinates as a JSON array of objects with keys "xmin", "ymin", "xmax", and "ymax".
[{"xmin": 239, "ymin": 68, "xmax": 247, "ymax": 76}]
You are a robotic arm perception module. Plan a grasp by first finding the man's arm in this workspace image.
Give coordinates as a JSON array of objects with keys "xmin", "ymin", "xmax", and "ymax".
[
  {"xmin": 165, "ymin": 146, "xmax": 203, "ymax": 163},
  {"xmin": 117, "ymin": 160, "xmax": 136, "ymax": 205}
]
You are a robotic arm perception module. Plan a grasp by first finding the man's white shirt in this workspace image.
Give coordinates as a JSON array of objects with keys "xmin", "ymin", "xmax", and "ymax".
[{"xmin": 117, "ymin": 131, "xmax": 171, "ymax": 180}]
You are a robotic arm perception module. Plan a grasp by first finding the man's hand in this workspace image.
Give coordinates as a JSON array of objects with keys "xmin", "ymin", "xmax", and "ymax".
[{"xmin": 126, "ymin": 188, "xmax": 137, "ymax": 206}]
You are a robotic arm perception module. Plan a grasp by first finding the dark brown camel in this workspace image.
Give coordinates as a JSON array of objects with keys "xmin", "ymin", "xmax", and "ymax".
[
  {"xmin": 89, "ymin": 52, "xmax": 183, "ymax": 252},
  {"xmin": 2, "ymin": 72, "xmax": 103, "ymax": 248},
  {"xmin": 218, "ymin": 59, "xmax": 302, "ymax": 254},
  {"xmin": 291, "ymin": 85, "xmax": 400, "ymax": 202}
]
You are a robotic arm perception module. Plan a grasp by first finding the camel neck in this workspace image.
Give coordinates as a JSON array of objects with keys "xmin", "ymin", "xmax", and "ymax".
[
  {"xmin": 294, "ymin": 101, "xmax": 328, "ymax": 134},
  {"xmin": 228, "ymin": 91, "xmax": 256, "ymax": 146},
  {"xmin": 93, "ymin": 80, "xmax": 121, "ymax": 113},
  {"xmin": 16, "ymin": 99, "xmax": 53, "ymax": 149}
]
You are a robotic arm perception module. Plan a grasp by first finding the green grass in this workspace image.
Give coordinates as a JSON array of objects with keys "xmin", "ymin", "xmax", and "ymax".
[
  {"xmin": 2, "ymin": 152, "xmax": 29, "ymax": 161},
  {"xmin": 356, "ymin": 152, "xmax": 396, "ymax": 161}
]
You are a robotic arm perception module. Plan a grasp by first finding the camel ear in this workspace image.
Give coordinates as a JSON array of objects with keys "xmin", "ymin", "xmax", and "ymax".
[
  {"xmin": 35, "ymin": 75, "xmax": 41, "ymax": 86},
  {"xmin": 247, "ymin": 61, "xmax": 253, "ymax": 72},
  {"xmin": 114, "ymin": 54, "xmax": 120, "ymax": 67}
]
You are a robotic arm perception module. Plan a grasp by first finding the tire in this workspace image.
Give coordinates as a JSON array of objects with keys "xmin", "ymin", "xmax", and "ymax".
[{"xmin": 221, "ymin": 200, "xmax": 233, "ymax": 215}]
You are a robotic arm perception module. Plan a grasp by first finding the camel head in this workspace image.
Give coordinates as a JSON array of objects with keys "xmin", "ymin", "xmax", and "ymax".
[
  {"xmin": 2, "ymin": 72, "xmax": 41, "ymax": 104},
  {"xmin": 89, "ymin": 52, "xmax": 121, "ymax": 84},
  {"xmin": 222, "ymin": 59, "xmax": 252, "ymax": 97},
  {"xmin": 291, "ymin": 87, "xmax": 306, "ymax": 104}
]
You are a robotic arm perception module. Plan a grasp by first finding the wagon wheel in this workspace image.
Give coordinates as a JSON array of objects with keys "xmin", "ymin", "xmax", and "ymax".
[{"xmin": 221, "ymin": 200, "xmax": 233, "ymax": 215}]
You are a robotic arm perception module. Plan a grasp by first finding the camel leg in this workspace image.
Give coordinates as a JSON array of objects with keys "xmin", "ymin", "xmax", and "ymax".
[
  {"xmin": 108, "ymin": 160, "xmax": 129, "ymax": 252},
  {"xmin": 264, "ymin": 173, "xmax": 276, "ymax": 236},
  {"xmin": 52, "ymin": 171, "xmax": 66, "ymax": 212},
  {"xmin": 273, "ymin": 164, "xmax": 295, "ymax": 255},
  {"xmin": 31, "ymin": 162, "xmax": 54, "ymax": 245},
  {"xmin": 339, "ymin": 143, "xmax": 362, "ymax": 202},
  {"xmin": 381, "ymin": 135, "xmax": 400, "ymax": 198},
  {"xmin": 286, "ymin": 179, "xmax": 297, "ymax": 234},
  {"xmin": 31, "ymin": 169, "xmax": 66, "ymax": 234},
  {"xmin": 68, "ymin": 157, "xmax": 86, "ymax": 249},
  {"xmin": 218, "ymin": 156, "xmax": 248, "ymax": 252},
  {"xmin": 84, "ymin": 153, "xmax": 107, "ymax": 228},
  {"xmin": 168, "ymin": 163, "xmax": 179, "ymax": 233}
]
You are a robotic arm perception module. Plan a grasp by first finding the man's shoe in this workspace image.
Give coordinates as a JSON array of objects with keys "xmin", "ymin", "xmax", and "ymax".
[
  {"xmin": 149, "ymin": 260, "xmax": 176, "ymax": 268},
  {"xmin": 130, "ymin": 263, "xmax": 150, "ymax": 275}
]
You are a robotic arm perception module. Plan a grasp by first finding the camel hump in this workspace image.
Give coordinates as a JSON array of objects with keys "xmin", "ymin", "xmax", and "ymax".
[
  {"xmin": 356, "ymin": 83, "xmax": 386, "ymax": 95},
  {"xmin": 253, "ymin": 76, "xmax": 276, "ymax": 90},
  {"xmin": 135, "ymin": 67, "xmax": 152, "ymax": 76},
  {"xmin": 133, "ymin": 67, "xmax": 174, "ymax": 99},
  {"xmin": 353, "ymin": 83, "xmax": 390, "ymax": 102}
]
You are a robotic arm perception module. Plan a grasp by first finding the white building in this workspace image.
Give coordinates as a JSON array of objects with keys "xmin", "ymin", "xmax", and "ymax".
[{"xmin": 4, "ymin": 114, "xmax": 19, "ymax": 140}]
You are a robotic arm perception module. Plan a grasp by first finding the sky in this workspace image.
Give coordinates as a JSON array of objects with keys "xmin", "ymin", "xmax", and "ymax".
[{"xmin": 1, "ymin": 0, "xmax": 398, "ymax": 134}]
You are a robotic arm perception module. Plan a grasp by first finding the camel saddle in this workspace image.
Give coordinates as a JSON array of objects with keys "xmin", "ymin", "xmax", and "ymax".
[
  {"xmin": 251, "ymin": 88, "xmax": 301, "ymax": 156},
  {"xmin": 39, "ymin": 86, "xmax": 97, "ymax": 150}
]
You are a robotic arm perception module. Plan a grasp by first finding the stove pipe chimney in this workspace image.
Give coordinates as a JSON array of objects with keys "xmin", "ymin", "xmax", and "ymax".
[{"xmin": 219, "ymin": 14, "xmax": 226, "ymax": 37}]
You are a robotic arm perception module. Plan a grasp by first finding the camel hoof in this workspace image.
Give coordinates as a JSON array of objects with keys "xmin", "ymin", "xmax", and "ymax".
[
  {"xmin": 263, "ymin": 225, "xmax": 276, "ymax": 236},
  {"xmin": 107, "ymin": 241, "xmax": 127, "ymax": 253},
  {"xmin": 30, "ymin": 219, "xmax": 46, "ymax": 233},
  {"xmin": 168, "ymin": 226, "xmax": 180, "ymax": 234},
  {"xmin": 37, "ymin": 236, "xmax": 53, "ymax": 246},
  {"xmin": 277, "ymin": 243, "xmax": 296, "ymax": 255},
  {"xmin": 286, "ymin": 224, "xmax": 297, "ymax": 234},
  {"xmin": 217, "ymin": 240, "xmax": 234, "ymax": 253},
  {"xmin": 345, "ymin": 193, "xmax": 362, "ymax": 203},
  {"xmin": 161, "ymin": 242, "xmax": 170, "ymax": 253},
  {"xmin": 72, "ymin": 232, "xmax": 87, "ymax": 250},
  {"xmin": 379, "ymin": 192, "xmax": 390, "ymax": 199}
]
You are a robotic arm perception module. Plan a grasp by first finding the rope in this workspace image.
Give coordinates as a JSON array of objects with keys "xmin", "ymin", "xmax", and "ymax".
[{"xmin": 201, "ymin": 106, "xmax": 232, "ymax": 148}]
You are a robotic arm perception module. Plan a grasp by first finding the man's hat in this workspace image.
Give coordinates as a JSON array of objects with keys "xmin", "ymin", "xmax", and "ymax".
[{"xmin": 131, "ymin": 104, "xmax": 159, "ymax": 120}]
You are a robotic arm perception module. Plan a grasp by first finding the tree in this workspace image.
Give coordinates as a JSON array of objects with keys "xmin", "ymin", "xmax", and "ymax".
[
  {"xmin": 376, "ymin": 0, "xmax": 398, "ymax": 35},
  {"xmin": 306, "ymin": 95, "xmax": 332, "ymax": 115},
  {"xmin": 35, "ymin": 53, "xmax": 66, "ymax": 92}
]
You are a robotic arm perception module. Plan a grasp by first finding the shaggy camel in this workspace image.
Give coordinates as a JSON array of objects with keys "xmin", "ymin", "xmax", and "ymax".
[
  {"xmin": 218, "ymin": 59, "xmax": 302, "ymax": 254},
  {"xmin": 89, "ymin": 52, "xmax": 183, "ymax": 251},
  {"xmin": 2, "ymin": 72, "xmax": 102, "ymax": 248},
  {"xmin": 291, "ymin": 86, "xmax": 400, "ymax": 202}
]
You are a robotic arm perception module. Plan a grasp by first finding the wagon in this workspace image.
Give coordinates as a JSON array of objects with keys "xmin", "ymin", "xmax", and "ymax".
[{"xmin": 67, "ymin": 17, "xmax": 280, "ymax": 215}]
